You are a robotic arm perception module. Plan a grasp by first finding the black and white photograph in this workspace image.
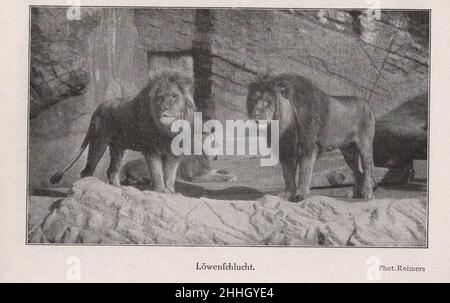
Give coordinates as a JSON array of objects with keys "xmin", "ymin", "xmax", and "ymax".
[{"xmin": 27, "ymin": 6, "xmax": 429, "ymax": 247}]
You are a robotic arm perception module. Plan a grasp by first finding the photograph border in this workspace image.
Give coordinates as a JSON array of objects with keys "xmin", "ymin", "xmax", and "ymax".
[{"xmin": 26, "ymin": 5, "xmax": 431, "ymax": 249}]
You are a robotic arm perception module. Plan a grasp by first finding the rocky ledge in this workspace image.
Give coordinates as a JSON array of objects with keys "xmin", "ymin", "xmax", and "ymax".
[{"xmin": 29, "ymin": 178, "xmax": 427, "ymax": 246}]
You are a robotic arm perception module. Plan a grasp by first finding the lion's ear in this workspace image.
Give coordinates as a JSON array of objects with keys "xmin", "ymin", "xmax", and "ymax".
[
  {"xmin": 184, "ymin": 94, "xmax": 196, "ymax": 110},
  {"xmin": 248, "ymin": 82, "xmax": 258, "ymax": 92},
  {"xmin": 178, "ymin": 75, "xmax": 194, "ymax": 93},
  {"xmin": 178, "ymin": 76, "xmax": 196, "ymax": 110},
  {"xmin": 247, "ymin": 83, "xmax": 262, "ymax": 100},
  {"xmin": 148, "ymin": 70, "xmax": 158, "ymax": 81},
  {"xmin": 276, "ymin": 83, "xmax": 289, "ymax": 99}
]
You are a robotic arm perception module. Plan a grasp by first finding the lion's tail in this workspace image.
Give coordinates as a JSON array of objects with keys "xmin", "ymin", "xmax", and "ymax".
[{"xmin": 50, "ymin": 131, "xmax": 90, "ymax": 184}]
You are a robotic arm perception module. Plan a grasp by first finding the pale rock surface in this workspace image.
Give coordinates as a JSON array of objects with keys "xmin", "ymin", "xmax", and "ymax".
[{"xmin": 29, "ymin": 178, "xmax": 427, "ymax": 246}]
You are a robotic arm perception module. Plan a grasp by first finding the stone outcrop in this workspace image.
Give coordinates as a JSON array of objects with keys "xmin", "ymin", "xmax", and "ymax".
[
  {"xmin": 29, "ymin": 178, "xmax": 427, "ymax": 246},
  {"xmin": 374, "ymin": 94, "xmax": 428, "ymax": 168}
]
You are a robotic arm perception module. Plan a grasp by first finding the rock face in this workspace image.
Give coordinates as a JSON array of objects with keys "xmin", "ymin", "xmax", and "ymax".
[
  {"xmin": 30, "ymin": 8, "xmax": 99, "ymax": 118},
  {"xmin": 209, "ymin": 10, "xmax": 429, "ymax": 121},
  {"xmin": 29, "ymin": 178, "xmax": 427, "ymax": 246},
  {"xmin": 30, "ymin": 8, "xmax": 148, "ymax": 188}
]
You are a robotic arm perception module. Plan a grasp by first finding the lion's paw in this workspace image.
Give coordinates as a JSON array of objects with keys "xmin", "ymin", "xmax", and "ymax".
[
  {"xmin": 361, "ymin": 191, "xmax": 374, "ymax": 201},
  {"xmin": 107, "ymin": 179, "xmax": 122, "ymax": 187},
  {"xmin": 288, "ymin": 192, "xmax": 309, "ymax": 203},
  {"xmin": 161, "ymin": 187, "xmax": 176, "ymax": 194},
  {"xmin": 360, "ymin": 185, "xmax": 374, "ymax": 200}
]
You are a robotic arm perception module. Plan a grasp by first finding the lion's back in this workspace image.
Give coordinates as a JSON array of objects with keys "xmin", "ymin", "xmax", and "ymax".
[{"xmin": 88, "ymin": 95, "xmax": 161, "ymax": 150}]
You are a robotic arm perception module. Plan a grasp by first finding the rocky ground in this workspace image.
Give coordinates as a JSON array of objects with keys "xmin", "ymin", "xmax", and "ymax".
[{"xmin": 28, "ymin": 156, "xmax": 427, "ymax": 246}]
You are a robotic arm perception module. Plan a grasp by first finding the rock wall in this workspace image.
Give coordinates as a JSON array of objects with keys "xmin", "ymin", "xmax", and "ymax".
[
  {"xmin": 30, "ymin": 8, "xmax": 148, "ymax": 187},
  {"xmin": 210, "ymin": 9, "xmax": 429, "ymax": 121},
  {"xmin": 30, "ymin": 8, "xmax": 98, "ymax": 118},
  {"xmin": 29, "ymin": 8, "xmax": 429, "ymax": 187}
]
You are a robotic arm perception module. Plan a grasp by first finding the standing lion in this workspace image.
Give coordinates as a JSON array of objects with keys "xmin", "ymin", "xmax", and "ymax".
[
  {"xmin": 247, "ymin": 73, "xmax": 376, "ymax": 201},
  {"xmin": 51, "ymin": 71, "xmax": 197, "ymax": 194}
]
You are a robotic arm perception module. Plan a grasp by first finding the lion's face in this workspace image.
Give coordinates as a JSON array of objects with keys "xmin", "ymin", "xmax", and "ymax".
[
  {"xmin": 246, "ymin": 85, "xmax": 277, "ymax": 122},
  {"xmin": 155, "ymin": 84, "xmax": 186, "ymax": 126},
  {"xmin": 147, "ymin": 74, "xmax": 195, "ymax": 133}
]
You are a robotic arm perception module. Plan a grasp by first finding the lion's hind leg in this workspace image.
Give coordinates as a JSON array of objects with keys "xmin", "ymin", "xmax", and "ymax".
[
  {"xmin": 293, "ymin": 150, "xmax": 318, "ymax": 202},
  {"xmin": 80, "ymin": 139, "xmax": 108, "ymax": 179},
  {"xmin": 341, "ymin": 144, "xmax": 363, "ymax": 199},
  {"xmin": 80, "ymin": 112, "xmax": 111, "ymax": 179},
  {"xmin": 281, "ymin": 158, "xmax": 298, "ymax": 202},
  {"xmin": 356, "ymin": 107, "xmax": 376, "ymax": 200},
  {"xmin": 357, "ymin": 141, "xmax": 375, "ymax": 200},
  {"xmin": 107, "ymin": 145, "xmax": 125, "ymax": 187}
]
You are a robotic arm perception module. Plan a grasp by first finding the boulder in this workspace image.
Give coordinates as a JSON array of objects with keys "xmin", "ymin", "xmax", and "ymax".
[
  {"xmin": 374, "ymin": 94, "xmax": 428, "ymax": 168},
  {"xmin": 29, "ymin": 178, "xmax": 427, "ymax": 246}
]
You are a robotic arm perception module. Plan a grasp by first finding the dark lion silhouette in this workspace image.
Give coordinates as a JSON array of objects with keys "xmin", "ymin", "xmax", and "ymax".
[{"xmin": 51, "ymin": 71, "xmax": 197, "ymax": 194}]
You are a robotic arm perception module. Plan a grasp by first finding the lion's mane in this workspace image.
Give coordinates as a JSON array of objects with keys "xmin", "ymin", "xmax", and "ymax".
[
  {"xmin": 248, "ymin": 73, "xmax": 329, "ymax": 155},
  {"xmin": 133, "ymin": 71, "xmax": 196, "ymax": 137}
]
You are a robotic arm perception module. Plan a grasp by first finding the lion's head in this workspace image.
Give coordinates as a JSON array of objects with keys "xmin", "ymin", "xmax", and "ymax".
[
  {"xmin": 246, "ymin": 76, "xmax": 278, "ymax": 122},
  {"xmin": 246, "ymin": 74, "xmax": 296, "ymax": 136},
  {"xmin": 247, "ymin": 72, "xmax": 332, "ymax": 149},
  {"xmin": 138, "ymin": 71, "xmax": 196, "ymax": 134}
]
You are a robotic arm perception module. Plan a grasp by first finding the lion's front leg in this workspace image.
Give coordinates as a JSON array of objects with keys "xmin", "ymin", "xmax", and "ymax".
[
  {"xmin": 281, "ymin": 158, "xmax": 297, "ymax": 202},
  {"xmin": 144, "ymin": 152, "xmax": 165, "ymax": 193},
  {"xmin": 294, "ymin": 150, "xmax": 318, "ymax": 202},
  {"xmin": 163, "ymin": 154, "xmax": 181, "ymax": 194}
]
